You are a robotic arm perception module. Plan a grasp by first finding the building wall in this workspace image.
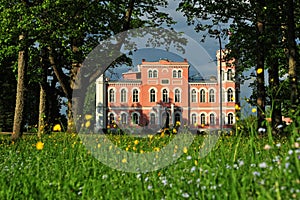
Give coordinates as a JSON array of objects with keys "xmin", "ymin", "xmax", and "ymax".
[{"xmin": 96, "ymin": 52, "xmax": 239, "ymax": 132}]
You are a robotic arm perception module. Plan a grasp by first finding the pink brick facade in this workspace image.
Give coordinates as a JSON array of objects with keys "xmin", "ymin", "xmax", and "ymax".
[{"xmin": 95, "ymin": 50, "xmax": 239, "ymax": 132}]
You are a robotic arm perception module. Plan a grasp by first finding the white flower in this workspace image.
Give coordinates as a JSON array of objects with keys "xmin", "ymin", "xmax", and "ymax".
[
  {"xmin": 186, "ymin": 155, "xmax": 192, "ymax": 160},
  {"xmin": 102, "ymin": 174, "xmax": 108, "ymax": 179},
  {"xmin": 277, "ymin": 124, "xmax": 283, "ymax": 129},
  {"xmin": 276, "ymin": 143, "xmax": 281, "ymax": 148},
  {"xmin": 263, "ymin": 144, "xmax": 272, "ymax": 150},
  {"xmin": 147, "ymin": 185, "xmax": 153, "ymax": 190},
  {"xmin": 258, "ymin": 162, "xmax": 268, "ymax": 168},
  {"xmin": 288, "ymin": 150, "xmax": 293, "ymax": 155},
  {"xmin": 190, "ymin": 166, "xmax": 196, "ymax": 172},
  {"xmin": 258, "ymin": 127, "xmax": 266, "ymax": 133},
  {"xmin": 285, "ymin": 162, "xmax": 290, "ymax": 169},
  {"xmin": 182, "ymin": 193, "xmax": 190, "ymax": 198},
  {"xmin": 238, "ymin": 160, "xmax": 244, "ymax": 167},
  {"xmin": 253, "ymin": 171, "xmax": 260, "ymax": 176}
]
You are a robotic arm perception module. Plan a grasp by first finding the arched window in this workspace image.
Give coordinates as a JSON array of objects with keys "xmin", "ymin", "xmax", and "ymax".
[
  {"xmin": 109, "ymin": 89, "xmax": 115, "ymax": 103},
  {"xmin": 148, "ymin": 70, "xmax": 153, "ymax": 78},
  {"xmin": 175, "ymin": 113, "xmax": 181, "ymax": 124},
  {"xmin": 191, "ymin": 89, "xmax": 197, "ymax": 102},
  {"xmin": 200, "ymin": 113, "xmax": 206, "ymax": 125},
  {"xmin": 174, "ymin": 89, "xmax": 181, "ymax": 102},
  {"xmin": 133, "ymin": 89, "xmax": 139, "ymax": 102},
  {"xmin": 222, "ymin": 88, "xmax": 225, "ymax": 102},
  {"xmin": 210, "ymin": 113, "xmax": 215, "ymax": 125},
  {"xmin": 173, "ymin": 70, "xmax": 177, "ymax": 78},
  {"xmin": 221, "ymin": 70, "xmax": 225, "ymax": 81},
  {"xmin": 150, "ymin": 89, "xmax": 156, "ymax": 102},
  {"xmin": 227, "ymin": 88, "xmax": 234, "ymax": 102},
  {"xmin": 153, "ymin": 70, "xmax": 158, "ymax": 78},
  {"xmin": 200, "ymin": 89, "xmax": 206, "ymax": 103},
  {"xmin": 191, "ymin": 113, "xmax": 197, "ymax": 125},
  {"xmin": 121, "ymin": 89, "xmax": 127, "ymax": 103},
  {"xmin": 121, "ymin": 113, "xmax": 127, "ymax": 124},
  {"xmin": 228, "ymin": 113, "xmax": 234, "ymax": 125},
  {"xmin": 132, "ymin": 113, "xmax": 139, "ymax": 125},
  {"xmin": 162, "ymin": 89, "xmax": 168, "ymax": 102},
  {"xmin": 227, "ymin": 69, "xmax": 233, "ymax": 81},
  {"xmin": 150, "ymin": 113, "xmax": 156, "ymax": 125},
  {"xmin": 209, "ymin": 89, "xmax": 215, "ymax": 103},
  {"xmin": 178, "ymin": 70, "xmax": 182, "ymax": 78},
  {"xmin": 109, "ymin": 113, "xmax": 114, "ymax": 124}
]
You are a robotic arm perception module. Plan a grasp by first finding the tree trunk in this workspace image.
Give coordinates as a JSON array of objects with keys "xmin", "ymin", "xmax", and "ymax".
[
  {"xmin": 286, "ymin": 0, "xmax": 298, "ymax": 108},
  {"xmin": 256, "ymin": 20, "xmax": 266, "ymax": 130},
  {"xmin": 268, "ymin": 59, "xmax": 282, "ymax": 134},
  {"xmin": 12, "ymin": 34, "xmax": 27, "ymax": 141}
]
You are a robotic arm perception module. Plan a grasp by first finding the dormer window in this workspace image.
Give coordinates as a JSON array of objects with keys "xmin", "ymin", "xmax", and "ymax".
[
  {"xmin": 148, "ymin": 69, "xmax": 158, "ymax": 78},
  {"xmin": 173, "ymin": 69, "xmax": 182, "ymax": 78},
  {"xmin": 148, "ymin": 70, "xmax": 153, "ymax": 78},
  {"xmin": 153, "ymin": 69, "xmax": 158, "ymax": 78}
]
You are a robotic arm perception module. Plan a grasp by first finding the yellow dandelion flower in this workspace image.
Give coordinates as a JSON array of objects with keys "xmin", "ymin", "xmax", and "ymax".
[
  {"xmin": 148, "ymin": 135, "xmax": 154, "ymax": 140},
  {"xmin": 122, "ymin": 158, "xmax": 127, "ymax": 163},
  {"xmin": 53, "ymin": 124, "xmax": 61, "ymax": 132},
  {"xmin": 195, "ymin": 160, "xmax": 198, "ymax": 166},
  {"xmin": 85, "ymin": 121, "xmax": 91, "ymax": 128},
  {"xmin": 134, "ymin": 140, "xmax": 139, "ymax": 145},
  {"xmin": 153, "ymin": 147, "xmax": 160, "ymax": 152},
  {"xmin": 140, "ymin": 150, "xmax": 144, "ymax": 154},
  {"xmin": 183, "ymin": 147, "xmax": 188, "ymax": 154},
  {"xmin": 113, "ymin": 124, "xmax": 117, "ymax": 128},
  {"xmin": 85, "ymin": 114, "xmax": 93, "ymax": 120},
  {"xmin": 36, "ymin": 141, "xmax": 44, "ymax": 150},
  {"xmin": 161, "ymin": 132, "xmax": 165, "ymax": 138},
  {"xmin": 252, "ymin": 108, "xmax": 257, "ymax": 113},
  {"xmin": 176, "ymin": 121, "xmax": 181, "ymax": 126},
  {"xmin": 133, "ymin": 146, "xmax": 137, "ymax": 151},
  {"xmin": 107, "ymin": 125, "xmax": 110, "ymax": 129},
  {"xmin": 97, "ymin": 144, "xmax": 101, "ymax": 148},
  {"xmin": 173, "ymin": 128, "xmax": 177, "ymax": 134},
  {"xmin": 257, "ymin": 68, "xmax": 263, "ymax": 74},
  {"xmin": 235, "ymin": 104, "xmax": 240, "ymax": 110}
]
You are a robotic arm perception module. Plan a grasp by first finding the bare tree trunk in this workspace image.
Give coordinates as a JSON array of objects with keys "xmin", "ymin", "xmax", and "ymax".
[
  {"xmin": 286, "ymin": 0, "xmax": 298, "ymax": 107},
  {"xmin": 12, "ymin": 34, "xmax": 27, "ymax": 141},
  {"xmin": 256, "ymin": 20, "xmax": 266, "ymax": 130}
]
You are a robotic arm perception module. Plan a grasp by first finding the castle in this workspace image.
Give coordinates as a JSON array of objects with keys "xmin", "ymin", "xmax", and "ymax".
[{"xmin": 95, "ymin": 50, "xmax": 239, "ymax": 133}]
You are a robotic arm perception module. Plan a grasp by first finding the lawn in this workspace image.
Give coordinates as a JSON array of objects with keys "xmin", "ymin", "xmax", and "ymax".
[{"xmin": 0, "ymin": 130, "xmax": 299, "ymax": 199}]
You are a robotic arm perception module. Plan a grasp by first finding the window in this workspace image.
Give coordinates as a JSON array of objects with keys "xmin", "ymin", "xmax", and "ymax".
[
  {"xmin": 132, "ymin": 113, "xmax": 139, "ymax": 125},
  {"xmin": 200, "ymin": 113, "xmax": 206, "ymax": 125},
  {"xmin": 109, "ymin": 89, "xmax": 115, "ymax": 103},
  {"xmin": 153, "ymin": 70, "xmax": 158, "ymax": 78},
  {"xmin": 209, "ymin": 89, "xmax": 215, "ymax": 103},
  {"xmin": 178, "ymin": 70, "xmax": 182, "ymax": 78},
  {"xmin": 227, "ymin": 69, "xmax": 233, "ymax": 81},
  {"xmin": 191, "ymin": 89, "xmax": 197, "ymax": 103},
  {"xmin": 109, "ymin": 113, "xmax": 114, "ymax": 124},
  {"xmin": 175, "ymin": 113, "xmax": 181, "ymax": 124},
  {"xmin": 150, "ymin": 113, "xmax": 156, "ymax": 125},
  {"xmin": 210, "ymin": 113, "xmax": 215, "ymax": 125},
  {"xmin": 121, "ymin": 113, "xmax": 127, "ymax": 124},
  {"xmin": 133, "ymin": 89, "xmax": 139, "ymax": 102},
  {"xmin": 162, "ymin": 89, "xmax": 168, "ymax": 102},
  {"xmin": 150, "ymin": 89, "xmax": 156, "ymax": 102},
  {"xmin": 121, "ymin": 89, "xmax": 127, "ymax": 103},
  {"xmin": 174, "ymin": 89, "xmax": 181, "ymax": 102},
  {"xmin": 200, "ymin": 89, "xmax": 206, "ymax": 103},
  {"xmin": 222, "ymin": 88, "xmax": 225, "ymax": 102},
  {"xmin": 227, "ymin": 88, "xmax": 234, "ymax": 102},
  {"xmin": 161, "ymin": 79, "xmax": 169, "ymax": 84},
  {"xmin": 191, "ymin": 114, "xmax": 197, "ymax": 125},
  {"xmin": 221, "ymin": 70, "xmax": 225, "ymax": 81},
  {"xmin": 173, "ymin": 70, "xmax": 177, "ymax": 78},
  {"xmin": 148, "ymin": 70, "xmax": 153, "ymax": 78},
  {"xmin": 228, "ymin": 113, "xmax": 234, "ymax": 125}
]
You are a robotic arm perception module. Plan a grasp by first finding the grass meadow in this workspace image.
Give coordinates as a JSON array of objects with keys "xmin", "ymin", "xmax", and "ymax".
[{"xmin": 0, "ymin": 126, "xmax": 299, "ymax": 199}]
